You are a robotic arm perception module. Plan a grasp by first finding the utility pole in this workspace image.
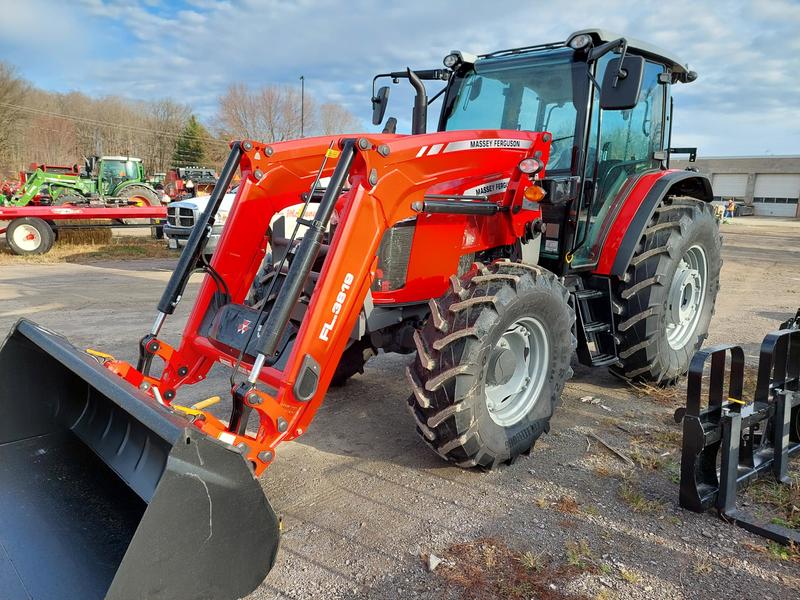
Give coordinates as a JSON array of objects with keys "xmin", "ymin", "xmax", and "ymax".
[{"xmin": 300, "ymin": 75, "xmax": 305, "ymax": 137}]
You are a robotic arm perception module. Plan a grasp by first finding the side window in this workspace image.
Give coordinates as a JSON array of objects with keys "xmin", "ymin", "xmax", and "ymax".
[
  {"xmin": 571, "ymin": 58, "xmax": 667, "ymax": 266},
  {"xmin": 593, "ymin": 60, "xmax": 665, "ymax": 167}
]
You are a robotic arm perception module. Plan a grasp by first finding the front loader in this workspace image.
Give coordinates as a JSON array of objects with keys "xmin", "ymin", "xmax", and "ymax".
[
  {"xmin": 2, "ymin": 155, "xmax": 159, "ymax": 207},
  {"xmin": 0, "ymin": 29, "xmax": 721, "ymax": 599}
]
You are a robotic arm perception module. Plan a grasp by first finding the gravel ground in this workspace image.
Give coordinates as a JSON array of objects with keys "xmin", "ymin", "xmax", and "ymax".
[{"xmin": 0, "ymin": 218, "xmax": 798, "ymax": 599}]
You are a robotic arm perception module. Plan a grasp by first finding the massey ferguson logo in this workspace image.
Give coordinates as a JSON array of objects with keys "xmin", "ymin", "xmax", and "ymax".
[
  {"xmin": 319, "ymin": 272, "xmax": 354, "ymax": 342},
  {"xmin": 237, "ymin": 319, "xmax": 252, "ymax": 334}
]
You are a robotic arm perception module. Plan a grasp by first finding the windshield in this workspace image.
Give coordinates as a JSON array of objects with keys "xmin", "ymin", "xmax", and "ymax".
[
  {"xmin": 443, "ymin": 49, "xmax": 580, "ymax": 171},
  {"xmin": 102, "ymin": 160, "xmax": 138, "ymax": 181}
]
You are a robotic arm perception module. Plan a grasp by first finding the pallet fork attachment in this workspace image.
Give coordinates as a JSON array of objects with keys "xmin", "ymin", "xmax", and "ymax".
[
  {"xmin": 676, "ymin": 322, "xmax": 800, "ymax": 545},
  {"xmin": 0, "ymin": 320, "xmax": 279, "ymax": 600}
]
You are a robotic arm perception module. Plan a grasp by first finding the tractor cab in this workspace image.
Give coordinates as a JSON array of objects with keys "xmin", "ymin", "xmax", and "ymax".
[
  {"xmin": 373, "ymin": 29, "xmax": 698, "ymax": 273},
  {"xmin": 96, "ymin": 156, "xmax": 145, "ymax": 195}
]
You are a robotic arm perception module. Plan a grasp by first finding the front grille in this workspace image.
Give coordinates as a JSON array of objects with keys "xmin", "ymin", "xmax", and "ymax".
[
  {"xmin": 167, "ymin": 206, "xmax": 196, "ymax": 228},
  {"xmin": 372, "ymin": 220, "xmax": 416, "ymax": 292}
]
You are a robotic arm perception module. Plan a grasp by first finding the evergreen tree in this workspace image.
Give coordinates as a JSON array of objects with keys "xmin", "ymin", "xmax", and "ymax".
[{"xmin": 172, "ymin": 115, "xmax": 208, "ymax": 166}]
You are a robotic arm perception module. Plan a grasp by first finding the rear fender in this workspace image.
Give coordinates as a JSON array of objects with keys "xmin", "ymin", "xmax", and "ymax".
[{"xmin": 593, "ymin": 170, "xmax": 712, "ymax": 277}]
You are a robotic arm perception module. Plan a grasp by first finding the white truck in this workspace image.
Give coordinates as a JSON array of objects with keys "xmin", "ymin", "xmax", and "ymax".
[{"xmin": 164, "ymin": 187, "xmax": 317, "ymax": 257}]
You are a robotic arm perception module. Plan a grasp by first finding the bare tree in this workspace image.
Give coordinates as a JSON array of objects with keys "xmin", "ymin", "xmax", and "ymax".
[
  {"xmin": 216, "ymin": 83, "xmax": 317, "ymax": 143},
  {"xmin": 318, "ymin": 102, "xmax": 361, "ymax": 135},
  {"xmin": 0, "ymin": 62, "xmax": 29, "ymax": 175}
]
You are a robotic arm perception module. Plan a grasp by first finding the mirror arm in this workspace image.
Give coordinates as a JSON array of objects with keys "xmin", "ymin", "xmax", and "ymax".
[{"xmin": 587, "ymin": 36, "xmax": 630, "ymax": 85}]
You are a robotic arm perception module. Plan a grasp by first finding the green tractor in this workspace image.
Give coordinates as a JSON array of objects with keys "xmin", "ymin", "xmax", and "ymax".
[{"xmin": 3, "ymin": 156, "xmax": 160, "ymax": 207}]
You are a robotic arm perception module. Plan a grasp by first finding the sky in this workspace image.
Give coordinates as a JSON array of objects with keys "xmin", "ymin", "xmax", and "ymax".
[{"xmin": 0, "ymin": 0, "xmax": 799, "ymax": 156}]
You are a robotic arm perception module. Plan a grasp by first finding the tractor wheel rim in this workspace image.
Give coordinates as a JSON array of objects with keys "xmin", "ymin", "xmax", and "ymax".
[
  {"xmin": 666, "ymin": 244, "xmax": 707, "ymax": 350},
  {"xmin": 12, "ymin": 225, "xmax": 42, "ymax": 252},
  {"xmin": 485, "ymin": 316, "xmax": 549, "ymax": 427}
]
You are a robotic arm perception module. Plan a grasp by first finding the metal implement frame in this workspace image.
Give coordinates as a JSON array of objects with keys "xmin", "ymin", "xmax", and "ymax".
[{"xmin": 677, "ymin": 326, "xmax": 800, "ymax": 544}]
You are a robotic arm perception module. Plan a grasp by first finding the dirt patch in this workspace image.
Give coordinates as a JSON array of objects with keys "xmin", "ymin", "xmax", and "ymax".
[
  {"xmin": 436, "ymin": 538, "xmax": 592, "ymax": 600},
  {"xmin": 0, "ymin": 236, "xmax": 175, "ymax": 264}
]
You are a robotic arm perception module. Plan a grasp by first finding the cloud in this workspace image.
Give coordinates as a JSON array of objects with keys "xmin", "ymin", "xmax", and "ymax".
[{"xmin": 5, "ymin": 0, "xmax": 799, "ymax": 155}]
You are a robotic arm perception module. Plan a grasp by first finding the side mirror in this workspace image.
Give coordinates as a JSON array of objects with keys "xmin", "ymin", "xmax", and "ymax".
[
  {"xmin": 599, "ymin": 55, "xmax": 645, "ymax": 110},
  {"xmin": 372, "ymin": 86, "xmax": 390, "ymax": 125}
]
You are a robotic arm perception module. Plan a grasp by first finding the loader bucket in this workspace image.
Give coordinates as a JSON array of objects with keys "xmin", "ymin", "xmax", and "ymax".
[{"xmin": 0, "ymin": 319, "xmax": 280, "ymax": 600}]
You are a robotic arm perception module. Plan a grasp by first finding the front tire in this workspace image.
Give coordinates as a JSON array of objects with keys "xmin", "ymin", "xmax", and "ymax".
[
  {"xmin": 407, "ymin": 261, "xmax": 575, "ymax": 469},
  {"xmin": 611, "ymin": 197, "xmax": 722, "ymax": 384},
  {"xmin": 6, "ymin": 217, "xmax": 55, "ymax": 255}
]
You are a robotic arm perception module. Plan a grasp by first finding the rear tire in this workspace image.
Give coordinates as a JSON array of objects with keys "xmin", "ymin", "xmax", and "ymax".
[
  {"xmin": 6, "ymin": 218, "xmax": 55, "ymax": 255},
  {"xmin": 611, "ymin": 197, "xmax": 722, "ymax": 384},
  {"xmin": 118, "ymin": 185, "xmax": 158, "ymax": 206},
  {"xmin": 407, "ymin": 261, "xmax": 575, "ymax": 469}
]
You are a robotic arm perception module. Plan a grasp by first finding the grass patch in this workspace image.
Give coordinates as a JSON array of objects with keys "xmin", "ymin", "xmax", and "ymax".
[
  {"xmin": 742, "ymin": 470, "xmax": 800, "ymax": 529},
  {"xmin": 437, "ymin": 538, "xmax": 591, "ymax": 600},
  {"xmin": 693, "ymin": 556, "xmax": 713, "ymax": 574},
  {"xmin": 619, "ymin": 567, "xmax": 640, "ymax": 583},
  {"xmin": 627, "ymin": 380, "xmax": 686, "ymax": 406},
  {"xmin": 564, "ymin": 539, "xmax": 595, "ymax": 570},
  {"xmin": 747, "ymin": 540, "xmax": 800, "ymax": 562},
  {"xmin": 767, "ymin": 541, "xmax": 800, "ymax": 561},
  {"xmin": 619, "ymin": 480, "xmax": 665, "ymax": 513},
  {"xmin": 628, "ymin": 445, "xmax": 665, "ymax": 471},
  {"xmin": 0, "ymin": 236, "xmax": 175, "ymax": 264}
]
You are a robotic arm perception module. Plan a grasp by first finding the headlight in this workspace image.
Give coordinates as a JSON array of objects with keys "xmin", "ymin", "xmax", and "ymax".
[
  {"xmin": 443, "ymin": 53, "xmax": 460, "ymax": 68},
  {"xmin": 443, "ymin": 50, "xmax": 477, "ymax": 69},
  {"xmin": 518, "ymin": 157, "xmax": 543, "ymax": 175},
  {"xmin": 568, "ymin": 33, "xmax": 592, "ymax": 50}
]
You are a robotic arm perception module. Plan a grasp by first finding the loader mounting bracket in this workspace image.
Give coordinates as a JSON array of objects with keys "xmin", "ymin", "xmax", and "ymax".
[{"xmin": 676, "ymin": 324, "xmax": 800, "ymax": 545}]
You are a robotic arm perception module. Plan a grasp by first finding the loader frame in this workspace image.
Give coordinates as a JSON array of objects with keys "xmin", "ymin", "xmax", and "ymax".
[{"xmin": 103, "ymin": 130, "xmax": 552, "ymax": 474}]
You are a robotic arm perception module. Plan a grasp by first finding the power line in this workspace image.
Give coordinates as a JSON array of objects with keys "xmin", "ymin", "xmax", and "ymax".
[{"xmin": 0, "ymin": 101, "xmax": 230, "ymax": 147}]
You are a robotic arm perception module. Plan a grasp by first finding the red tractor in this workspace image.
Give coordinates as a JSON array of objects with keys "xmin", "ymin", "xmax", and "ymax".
[{"xmin": 0, "ymin": 29, "xmax": 720, "ymax": 600}]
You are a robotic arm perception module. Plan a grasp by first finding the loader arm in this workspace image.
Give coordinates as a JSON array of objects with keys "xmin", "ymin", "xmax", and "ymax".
[{"xmin": 125, "ymin": 130, "xmax": 551, "ymax": 474}]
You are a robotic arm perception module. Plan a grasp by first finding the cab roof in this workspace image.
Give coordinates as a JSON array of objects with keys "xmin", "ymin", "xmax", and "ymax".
[
  {"xmin": 568, "ymin": 29, "xmax": 692, "ymax": 78},
  {"xmin": 478, "ymin": 28, "xmax": 695, "ymax": 82}
]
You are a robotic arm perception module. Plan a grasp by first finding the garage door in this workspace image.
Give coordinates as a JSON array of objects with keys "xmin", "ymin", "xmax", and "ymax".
[
  {"xmin": 753, "ymin": 174, "xmax": 800, "ymax": 217},
  {"xmin": 712, "ymin": 173, "xmax": 748, "ymax": 199}
]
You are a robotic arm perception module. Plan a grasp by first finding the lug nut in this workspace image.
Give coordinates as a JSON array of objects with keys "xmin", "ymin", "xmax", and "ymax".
[
  {"xmin": 258, "ymin": 450, "xmax": 274, "ymax": 463},
  {"xmin": 277, "ymin": 417, "xmax": 288, "ymax": 433}
]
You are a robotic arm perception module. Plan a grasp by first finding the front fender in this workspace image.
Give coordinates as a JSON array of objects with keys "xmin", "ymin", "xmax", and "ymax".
[{"xmin": 594, "ymin": 170, "xmax": 713, "ymax": 277}]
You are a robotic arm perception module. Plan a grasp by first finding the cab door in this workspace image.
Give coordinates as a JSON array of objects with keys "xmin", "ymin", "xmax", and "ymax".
[{"xmin": 570, "ymin": 57, "xmax": 668, "ymax": 267}]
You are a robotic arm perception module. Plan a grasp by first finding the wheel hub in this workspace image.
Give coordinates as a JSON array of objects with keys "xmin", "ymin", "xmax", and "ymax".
[
  {"xmin": 13, "ymin": 225, "xmax": 42, "ymax": 252},
  {"xmin": 666, "ymin": 245, "xmax": 708, "ymax": 350},
  {"xmin": 486, "ymin": 345, "xmax": 516, "ymax": 386},
  {"xmin": 484, "ymin": 317, "xmax": 549, "ymax": 427}
]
